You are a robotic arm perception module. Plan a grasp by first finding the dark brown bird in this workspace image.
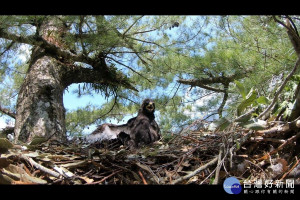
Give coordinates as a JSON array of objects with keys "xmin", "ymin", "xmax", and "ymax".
[{"xmin": 85, "ymin": 98, "xmax": 160, "ymax": 148}]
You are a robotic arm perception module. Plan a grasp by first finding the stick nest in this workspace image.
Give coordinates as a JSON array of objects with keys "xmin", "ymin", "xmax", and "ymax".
[{"xmin": 0, "ymin": 118, "xmax": 300, "ymax": 185}]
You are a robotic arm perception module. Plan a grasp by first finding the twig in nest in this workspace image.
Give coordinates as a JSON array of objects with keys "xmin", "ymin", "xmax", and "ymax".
[
  {"xmin": 280, "ymin": 157, "xmax": 300, "ymax": 180},
  {"xmin": 212, "ymin": 146, "xmax": 224, "ymax": 185},
  {"xmin": 171, "ymin": 156, "xmax": 218, "ymax": 184},
  {"xmin": 180, "ymin": 135, "xmax": 203, "ymax": 144},
  {"xmin": 138, "ymin": 171, "xmax": 148, "ymax": 185},
  {"xmin": 87, "ymin": 169, "xmax": 122, "ymax": 185},
  {"xmin": 257, "ymin": 132, "xmax": 300, "ymax": 161},
  {"xmin": 20, "ymin": 155, "xmax": 60, "ymax": 178}
]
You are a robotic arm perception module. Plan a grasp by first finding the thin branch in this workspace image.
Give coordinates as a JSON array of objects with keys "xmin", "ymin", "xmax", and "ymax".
[
  {"xmin": 78, "ymin": 15, "xmax": 88, "ymax": 56},
  {"xmin": 122, "ymin": 16, "xmax": 144, "ymax": 37},
  {"xmin": 285, "ymin": 15, "xmax": 300, "ymax": 37},
  {"xmin": 258, "ymin": 58, "xmax": 300, "ymax": 119},
  {"xmin": 20, "ymin": 155, "xmax": 60, "ymax": 178},
  {"xmin": 96, "ymin": 95, "xmax": 118, "ymax": 120},
  {"xmin": 107, "ymin": 56, "xmax": 152, "ymax": 83},
  {"xmin": 0, "ymin": 104, "xmax": 16, "ymax": 119},
  {"xmin": 171, "ymin": 156, "xmax": 218, "ymax": 184},
  {"xmin": 280, "ymin": 158, "xmax": 300, "ymax": 180},
  {"xmin": 217, "ymin": 83, "xmax": 229, "ymax": 118},
  {"xmin": 0, "ymin": 41, "xmax": 15, "ymax": 57},
  {"xmin": 178, "ymin": 79, "xmax": 226, "ymax": 93},
  {"xmin": 0, "ymin": 28, "xmax": 92, "ymax": 67},
  {"xmin": 162, "ymin": 82, "xmax": 182, "ymax": 107},
  {"xmin": 87, "ymin": 170, "xmax": 122, "ymax": 185},
  {"xmin": 212, "ymin": 146, "xmax": 224, "ymax": 185},
  {"xmin": 203, "ymin": 112, "xmax": 218, "ymax": 121},
  {"xmin": 273, "ymin": 15, "xmax": 300, "ymax": 56},
  {"xmin": 129, "ymin": 28, "xmax": 159, "ymax": 35},
  {"xmin": 127, "ymin": 36, "xmax": 164, "ymax": 48}
]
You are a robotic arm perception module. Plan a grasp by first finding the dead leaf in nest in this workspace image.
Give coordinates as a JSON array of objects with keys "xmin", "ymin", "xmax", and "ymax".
[
  {"xmin": 2, "ymin": 164, "xmax": 47, "ymax": 184},
  {"xmin": 79, "ymin": 176, "xmax": 94, "ymax": 184},
  {"xmin": 186, "ymin": 176, "xmax": 198, "ymax": 184},
  {"xmin": 29, "ymin": 136, "xmax": 48, "ymax": 146},
  {"xmin": 53, "ymin": 165, "xmax": 74, "ymax": 178},
  {"xmin": 180, "ymin": 145, "xmax": 192, "ymax": 152},
  {"xmin": 0, "ymin": 158, "xmax": 10, "ymax": 168},
  {"xmin": 12, "ymin": 180, "xmax": 36, "ymax": 185},
  {"xmin": 60, "ymin": 160, "xmax": 88, "ymax": 168},
  {"xmin": 182, "ymin": 161, "xmax": 190, "ymax": 167},
  {"xmin": 23, "ymin": 151, "xmax": 40, "ymax": 158},
  {"xmin": 0, "ymin": 173, "xmax": 15, "ymax": 184},
  {"xmin": 158, "ymin": 144, "xmax": 169, "ymax": 150},
  {"xmin": 165, "ymin": 169, "xmax": 179, "ymax": 179},
  {"xmin": 48, "ymin": 154, "xmax": 80, "ymax": 161},
  {"xmin": 0, "ymin": 138, "xmax": 13, "ymax": 149}
]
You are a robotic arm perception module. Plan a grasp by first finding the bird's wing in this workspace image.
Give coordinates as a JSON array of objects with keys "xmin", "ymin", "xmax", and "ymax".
[{"xmin": 85, "ymin": 123, "xmax": 130, "ymax": 143}]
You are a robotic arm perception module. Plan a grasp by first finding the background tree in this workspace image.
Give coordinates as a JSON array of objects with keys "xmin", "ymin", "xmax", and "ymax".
[
  {"xmin": 0, "ymin": 15, "xmax": 185, "ymax": 142},
  {"xmin": 1, "ymin": 15, "xmax": 300, "ymax": 142},
  {"xmin": 150, "ymin": 15, "xmax": 300, "ymax": 126}
]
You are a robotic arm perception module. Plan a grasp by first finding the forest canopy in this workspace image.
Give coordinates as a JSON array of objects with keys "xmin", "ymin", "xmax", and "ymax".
[
  {"xmin": 0, "ymin": 15, "xmax": 299, "ymax": 140},
  {"xmin": 1, "ymin": 15, "xmax": 300, "ymax": 186}
]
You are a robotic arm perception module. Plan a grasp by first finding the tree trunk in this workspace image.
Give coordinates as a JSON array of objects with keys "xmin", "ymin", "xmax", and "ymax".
[
  {"xmin": 14, "ymin": 19, "xmax": 69, "ymax": 143},
  {"xmin": 289, "ymin": 80, "xmax": 300, "ymax": 121},
  {"xmin": 14, "ymin": 48, "xmax": 67, "ymax": 143},
  {"xmin": 11, "ymin": 17, "xmax": 137, "ymax": 143}
]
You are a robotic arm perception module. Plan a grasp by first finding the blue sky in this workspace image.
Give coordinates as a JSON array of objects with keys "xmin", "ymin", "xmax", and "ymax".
[{"xmin": 63, "ymin": 83, "xmax": 105, "ymax": 111}]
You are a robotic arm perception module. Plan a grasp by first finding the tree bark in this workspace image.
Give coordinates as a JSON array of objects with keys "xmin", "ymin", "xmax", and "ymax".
[
  {"xmin": 14, "ymin": 19, "xmax": 69, "ymax": 143},
  {"xmin": 11, "ymin": 17, "xmax": 137, "ymax": 143},
  {"xmin": 14, "ymin": 48, "xmax": 67, "ymax": 143}
]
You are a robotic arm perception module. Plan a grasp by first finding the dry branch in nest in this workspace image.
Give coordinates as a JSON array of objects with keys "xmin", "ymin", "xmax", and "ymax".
[{"xmin": 1, "ymin": 117, "xmax": 300, "ymax": 185}]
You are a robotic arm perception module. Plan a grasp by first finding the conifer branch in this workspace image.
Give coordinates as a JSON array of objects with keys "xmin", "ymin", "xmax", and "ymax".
[
  {"xmin": 106, "ymin": 56, "xmax": 152, "ymax": 84},
  {"xmin": 177, "ymin": 79, "xmax": 226, "ymax": 93},
  {"xmin": 122, "ymin": 15, "xmax": 144, "ymax": 37},
  {"xmin": 0, "ymin": 104, "xmax": 16, "ymax": 119},
  {"xmin": 258, "ymin": 57, "xmax": 300, "ymax": 119}
]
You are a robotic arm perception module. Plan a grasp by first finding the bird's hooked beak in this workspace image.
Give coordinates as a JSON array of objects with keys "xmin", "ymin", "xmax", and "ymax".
[{"xmin": 146, "ymin": 102, "xmax": 154, "ymax": 112}]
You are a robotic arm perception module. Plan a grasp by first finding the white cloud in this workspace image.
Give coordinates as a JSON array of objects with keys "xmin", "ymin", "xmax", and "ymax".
[
  {"xmin": 18, "ymin": 44, "xmax": 31, "ymax": 63},
  {"xmin": 0, "ymin": 117, "xmax": 14, "ymax": 130},
  {"xmin": 182, "ymin": 87, "xmax": 215, "ymax": 119},
  {"xmin": 0, "ymin": 119, "xmax": 6, "ymax": 130}
]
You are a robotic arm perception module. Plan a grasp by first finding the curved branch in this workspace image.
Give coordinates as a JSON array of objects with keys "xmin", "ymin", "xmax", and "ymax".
[
  {"xmin": 106, "ymin": 56, "xmax": 152, "ymax": 83},
  {"xmin": 218, "ymin": 83, "xmax": 229, "ymax": 118},
  {"xmin": 122, "ymin": 15, "xmax": 144, "ymax": 37},
  {"xmin": 171, "ymin": 156, "xmax": 218, "ymax": 184},
  {"xmin": 258, "ymin": 58, "xmax": 300, "ymax": 119},
  {"xmin": 273, "ymin": 15, "xmax": 300, "ymax": 56},
  {"xmin": 62, "ymin": 65, "xmax": 138, "ymax": 92},
  {"xmin": 178, "ymin": 79, "xmax": 226, "ymax": 92},
  {"xmin": 0, "ymin": 28, "xmax": 93, "ymax": 68},
  {"xmin": 0, "ymin": 41, "xmax": 15, "ymax": 57},
  {"xmin": 0, "ymin": 104, "xmax": 16, "ymax": 119}
]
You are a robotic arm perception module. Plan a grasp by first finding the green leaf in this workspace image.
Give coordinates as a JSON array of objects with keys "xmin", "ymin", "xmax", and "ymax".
[
  {"xmin": 256, "ymin": 96, "xmax": 269, "ymax": 105},
  {"xmin": 243, "ymin": 119, "xmax": 268, "ymax": 130},
  {"xmin": 0, "ymin": 138, "xmax": 13, "ymax": 149},
  {"xmin": 237, "ymin": 88, "xmax": 257, "ymax": 116},
  {"xmin": 29, "ymin": 136, "xmax": 47, "ymax": 145},
  {"xmin": 208, "ymin": 117, "xmax": 231, "ymax": 131},
  {"xmin": 235, "ymin": 140, "xmax": 240, "ymax": 150},
  {"xmin": 234, "ymin": 80, "xmax": 247, "ymax": 99}
]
